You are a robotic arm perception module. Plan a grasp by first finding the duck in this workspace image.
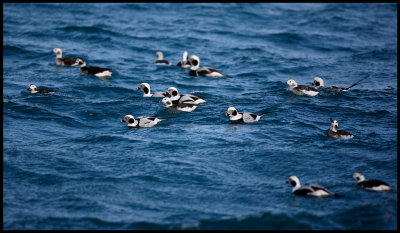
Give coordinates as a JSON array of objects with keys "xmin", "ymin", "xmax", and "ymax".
[
  {"xmin": 136, "ymin": 83, "xmax": 168, "ymax": 97},
  {"xmin": 285, "ymin": 79, "xmax": 319, "ymax": 96},
  {"xmin": 160, "ymin": 97, "xmax": 198, "ymax": 112},
  {"xmin": 351, "ymin": 173, "xmax": 392, "ymax": 192},
  {"xmin": 189, "ymin": 55, "xmax": 232, "ymax": 78},
  {"xmin": 52, "ymin": 48, "xmax": 79, "ymax": 66},
  {"xmin": 165, "ymin": 87, "xmax": 206, "ymax": 105},
  {"xmin": 225, "ymin": 107, "xmax": 270, "ymax": 123},
  {"xmin": 155, "ymin": 51, "xmax": 171, "ymax": 66},
  {"xmin": 327, "ymin": 118, "xmax": 354, "ymax": 139},
  {"xmin": 285, "ymin": 176, "xmax": 337, "ymax": 197},
  {"xmin": 120, "ymin": 115, "xmax": 163, "ymax": 128},
  {"xmin": 76, "ymin": 57, "xmax": 112, "ymax": 77},
  {"xmin": 27, "ymin": 84, "xmax": 55, "ymax": 94}
]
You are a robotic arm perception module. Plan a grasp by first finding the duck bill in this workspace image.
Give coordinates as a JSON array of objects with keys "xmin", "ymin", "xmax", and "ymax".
[
  {"xmin": 224, "ymin": 113, "xmax": 229, "ymax": 116},
  {"xmin": 120, "ymin": 119, "xmax": 125, "ymax": 122},
  {"xmin": 285, "ymin": 180, "xmax": 289, "ymax": 184},
  {"xmin": 136, "ymin": 87, "xmax": 140, "ymax": 90},
  {"xmin": 284, "ymin": 82, "xmax": 288, "ymax": 85}
]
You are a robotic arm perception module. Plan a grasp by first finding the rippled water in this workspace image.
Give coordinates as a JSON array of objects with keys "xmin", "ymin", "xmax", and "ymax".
[{"xmin": 3, "ymin": 3, "xmax": 397, "ymax": 230}]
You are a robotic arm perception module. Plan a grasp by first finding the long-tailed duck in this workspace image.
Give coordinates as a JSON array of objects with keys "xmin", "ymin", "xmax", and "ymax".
[
  {"xmin": 161, "ymin": 97, "xmax": 198, "ymax": 112},
  {"xmin": 52, "ymin": 48, "xmax": 79, "ymax": 66},
  {"xmin": 188, "ymin": 55, "xmax": 232, "ymax": 78},
  {"xmin": 285, "ymin": 79, "xmax": 319, "ymax": 96},
  {"xmin": 120, "ymin": 114, "xmax": 163, "ymax": 128},
  {"xmin": 225, "ymin": 107, "xmax": 269, "ymax": 123},
  {"xmin": 165, "ymin": 87, "xmax": 206, "ymax": 105},
  {"xmin": 327, "ymin": 118, "xmax": 354, "ymax": 139},
  {"xmin": 136, "ymin": 83, "xmax": 168, "ymax": 97},
  {"xmin": 176, "ymin": 51, "xmax": 191, "ymax": 68},
  {"xmin": 76, "ymin": 57, "xmax": 112, "ymax": 77},
  {"xmin": 352, "ymin": 173, "xmax": 392, "ymax": 192},
  {"xmin": 311, "ymin": 77, "xmax": 364, "ymax": 91},
  {"xmin": 155, "ymin": 51, "xmax": 171, "ymax": 66},
  {"xmin": 286, "ymin": 176, "xmax": 337, "ymax": 197},
  {"xmin": 27, "ymin": 84, "xmax": 55, "ymax": 94}
]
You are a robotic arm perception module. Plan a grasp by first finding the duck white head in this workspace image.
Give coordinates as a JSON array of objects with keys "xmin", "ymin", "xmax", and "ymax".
[
  {"xmin": 76, "ymin": 57, "xmax": 87, "ymax": 67},
  {"xmin": 137, "ymin": 83, "xmax": 151, "ymax": 96},
  {"xmin": 156, "ymin": 51, "xmax": 164, "ymax": 60},
  {"xmin": 312, "ymin": 77, "xmax": 325, "ymax": 88},
  {"xmin": 27, "ymin": 84, "xmax": 38, "ymax": 93},
  {"xmin": 161, "ymin": 97, "xmax": 173, "ymax": 107},
  {"xmin": 166, "ymin": 87, "xmax": 180, "ymax": 100},
  {"xmin": 225, "ymin": 107, "xmax": 238, "ymax": 117},
  {"xmin": 121, "ymin": 115, "xmax": 137, "ymax": 127},
  {"xmin": 285, "ymin": 79, "xmax": 298, "ymax": 88},
  {"xmin": 330, "ymin": 118, "xmax": 339, "ymax": 132},
  {"xmin": 286, "ymin": 176, "xmax": 301, "ymax": 190},
  {"xmin": 352, "ymin": 172, "xmax": 365, "ymax": 183},
  {"xmin": 52, "ymin": 48, "xmax": 62, "ymax": 58},
  {"xmin": 189, "ymin": 55, "xmax": 200, "ymax": 69}
]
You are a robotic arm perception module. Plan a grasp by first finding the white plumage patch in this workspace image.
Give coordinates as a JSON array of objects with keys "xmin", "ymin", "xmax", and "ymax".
[
  {"xmin": 204, "ymin": 71, "xmax": 225, "ymax": 78},
  {"xmin": 366, "ymin": 185, "xmax": 392, "ymax": 191},
  {"xmin": 309, "ymin": 190, "xmax": 331, "ymax": 197},
  {"xmin": 178, "ymin": 105, "xmax": 198, "ymax": 112},
  {"xmin": 300, "ymin": 89, "xmax": 319, "ymax": 96},
  {"xmin": 95, "ymin": 70, "xmax": 112, "ymax": 77},
  {"xmin": 338, "ymin": 134, "xmax": 354, "ymax": 139}
]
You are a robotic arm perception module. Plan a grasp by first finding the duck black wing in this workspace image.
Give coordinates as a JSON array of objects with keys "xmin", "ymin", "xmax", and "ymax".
[
  {"xmin": 293, "ymin": 186, "xmax": 315, "ymax": 196},
  {"xmin": 37, "ymin": 89, "xmax": 55, "ymax": 93},
  {"xmin": 309, "ymin": 184, "xmax": 336, "ymax": 195},
  {"xmin": 296, "ymin": 85, "xmax": 318, "ymax": 92},
  {"xmin": 84, "ymin": 66, "xmax": 112, "ymax": 74},
  {"xmin": 337, "ymin": 130, "xmax": 353, "ymax": 136},
  {"xmin": 178, "ymin": 94, "xmax": 202, "ymax": 104},
  {"xmin": 156, "ymin": 60, "xmax": 170, "ymax": 65},
  {"xmin": 359, "ymin": 180, "xmax": 390, "ymax": 188},
  {"xmin": 62, "ymin": 57, "xmax": 78, "ymax": 66}
]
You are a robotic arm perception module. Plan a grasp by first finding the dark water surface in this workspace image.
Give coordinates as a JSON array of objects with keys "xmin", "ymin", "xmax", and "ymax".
[{"xmin": 3, "ymin": 3, "xmax": 397, "ymax": 230}]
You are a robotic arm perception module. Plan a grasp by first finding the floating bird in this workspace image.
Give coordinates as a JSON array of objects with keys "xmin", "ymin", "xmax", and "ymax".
[
  {"xmin": 52, "ymin": 48, "xmax": 79, "ymax": 66},
  {"xmin": 76, "ymin": 57, "xmax": 112, "ymax": 77},
  {"xmin": 285, "ymin": 176, "xmax": 337, "ymax": 197},
  {"xmin": 176, "ymin": 51, "xmax": 191, "ymax": 68},
  {"xmin": 165, "ymin": 87, "xmax": 206, "ymax": 105},
  {"xmin": 161, "ymin": 97, "xmax": 198, "ymax": 112},
  {"xmin": 27, "ymin": 84, "xmax": 55, "ymax": 94},
  {"xmin": 189, "ymin": 55, "xmax": 232, "ymax": 78},
  {"xmin": 285, "ymin": 79, "xmax": 319, "ymax": 96},
  {"xmin": 225, "ymin": 107, "xmax": 270, "ymax": 123},
  {"xmin": 155, "ymin": 51, "xmax": 171, "ymax": 66},
  {"xmin": 351, "ymin": 173, "xmax": 392, "ymax": 192},
  {"xmin": 136, "ymin": 83, "xmax": 168, "ymax": 97},
  {"xmin": 327, "ymin": 118, "xmax": 354, "ymax": 139},
  {"xmin": 120, "ymin": 115, "xmax": 163, "ymax": 128},
  {"xmin": 311, "ymin": 77, "xmax": 364, "ymax": 91}
]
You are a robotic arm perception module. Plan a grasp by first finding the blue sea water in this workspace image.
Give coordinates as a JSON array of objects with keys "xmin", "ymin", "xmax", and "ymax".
[{"xmin": 3, "ymin": 3, "xmax": 397, "ymax": 230}]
